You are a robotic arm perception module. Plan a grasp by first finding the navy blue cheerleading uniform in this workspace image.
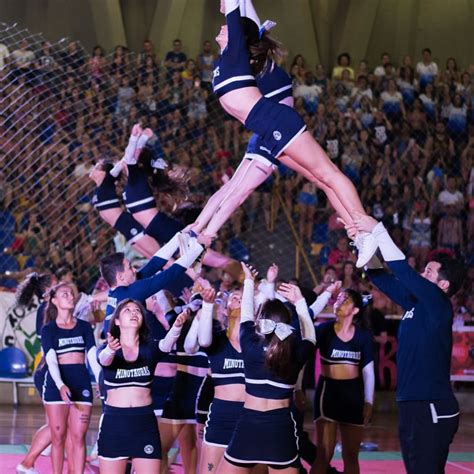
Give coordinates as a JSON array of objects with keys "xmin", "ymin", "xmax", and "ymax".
[
  {"xmin": 103, "ymin": 255, "xmax": 183, "ymax": 334},
  {"xmin": 224, "ymin": 320, "xmax": 315, "ymax": 468},
  {"xmin": 195, "ymin": 373, "xmax": 214, "ymax": 425},
  {"xmin": 151, "ymin": 352, "xmax": 177, "ymax": 417},
  {"xmin": 161, "ymin": 321, "xmax": 208, "ymax": 424},
  {"xmin": 244, "ymin": 63, "xmax": 293, "ymax": 168},
  {"xmin": 97, "ymin": 338, "xmax": 169, "ymax": 460},
  {"xmin": 313, "ymin": 321, "xmax": 374, "ymax": 425},
  {"xmin": 202, "ymin": 329, "xmax": 245, "ymax": 447},
  {"xmin": 368, "ymin": 258, "xmax": 459, "ymax": 473},
  {"xmin": 213, "ymin": 1, "xmax": 306, "ymax": 159},
  {"xmin": 41, "ymin": 318, "xmax": 96, "ymax": 404}
]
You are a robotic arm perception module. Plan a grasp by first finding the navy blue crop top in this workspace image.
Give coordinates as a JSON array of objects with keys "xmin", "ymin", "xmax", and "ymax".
[
  {"xmin": 212, "ymin": 1, "xmax": 257, "ymax": 97},
  {"xmin": 240, "ymin": 321, "xmax": 315, "ymax": 400},
  {"xmin": 316, "ymin": 321, "xmax": 374, "ymax": 368},
  {"xmin": 257, "ymin": 63, "xmax": 292, "ymax": 103},
  {"xmin": 41, "ymin": 318, "xmax": 95, "ymax": 356},
  {"xmin": 98, "ymin": 339, "xmax": 166, "ymax": 390},
  {"xmin": 204, "ymin": 330, "xmax": 245, "ymax": 387}
]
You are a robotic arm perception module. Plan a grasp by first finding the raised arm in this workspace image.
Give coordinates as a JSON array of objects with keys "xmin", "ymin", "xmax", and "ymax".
[
  {"xmin": 131, "ymin": 237, "xmax": 203, "ymax": 301},
  {"xmin": 159, "ymin": 310, "xmax": 189, "ymax": 353},
  {"xmin": 278, "ymin": 283, "xmax": 316, "ymax": 344},
  {"xmin": 241, "ymin": 262, "xmax": 259, "ymax": 323},
  {"xmin": 198, "ymin": 288, "xmax": 216, "ymax": 348},
  {"xmin": 137, "ymin": 232, "xmax": 181, "ymax": 279},
  {"xmin": 309, "ymin": 281, "xmax": 341, "ymax": 319}
]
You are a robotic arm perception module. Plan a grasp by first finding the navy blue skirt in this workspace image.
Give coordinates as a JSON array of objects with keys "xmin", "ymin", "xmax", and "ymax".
[
  {"xmin": 195, "ymin": 375, "xmax": 214, "ymax": 424},
  {"xmin": 161, "ymin": 372, "xmax": 204, "ymax": 424},
  {"xmin": 314, "ymin": 376, "xmax": 364, "ymax": 425},
  {"xmin": 204, "ymin": 398, "xmax": 244, "ymax": 447},
  {"xmin": 43, "ymin": 364, "xmax": 92, "ymax": 405},
  {"xmin": 98, "ymin": 405, "xmax": 161, "ymax": 460},
  {"xmin": 152, "ymin": 376, "xmax": 175, "ymax": 417},
  {"xmin": 225, "ymin": 406, "xmax": 299, "ymax": 467}
]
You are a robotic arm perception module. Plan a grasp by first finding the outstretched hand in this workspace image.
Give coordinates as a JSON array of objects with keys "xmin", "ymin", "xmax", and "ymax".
[
  {"xmin": 174, "ymin": 309, "xmax": 190, "ymax": 327},
  {"xmin": 106, "ymin": 333, "xmax": 121, "ymax": 352},
  {"xmin": 326, "ymin": 280, "xmax": 342, "ymax": 295},
  {"xmin": 202, "ymin": 287, "xmax": 216, "ymax": 304},
  {"xmin": 241, "ymin": 262, "xmax": 258, "ymax": 281},
  {"xmin": 277, "ymin": 283, "xmax": 303, "ymax": 304}
]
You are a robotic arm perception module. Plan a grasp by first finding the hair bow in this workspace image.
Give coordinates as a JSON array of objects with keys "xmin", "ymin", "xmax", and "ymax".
[
  {"xmin": 258, "ymin": 319, "xmax": 294, "ymax": 341},
  {"xmin": 174, "ymin": 298, "xmax": 203, "ymax": 314},
  {"xmin": 259, "ymin": 20, "xmax": 277, "ymax": 39},
  {"xmin": 150, "ymin": 158, "xmax": 168, "ymax": 170}
]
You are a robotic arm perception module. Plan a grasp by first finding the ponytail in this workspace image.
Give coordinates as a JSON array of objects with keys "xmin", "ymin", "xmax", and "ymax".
[
  {"xmin": 16, "ymin": 272, "xmax": 54, "ymax": 307},
  {"xmin": 259, "ymin": 300, "xmax": 296, "ymax": 379},
  {"xmin": 241, "ymin": 17, "xmax": 286, "ymax": 76}
]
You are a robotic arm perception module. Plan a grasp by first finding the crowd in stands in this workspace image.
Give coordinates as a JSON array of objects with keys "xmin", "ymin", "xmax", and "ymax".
[{"xmin": 0, "ymin": 35, "xmax": 472, "ymax": 325}]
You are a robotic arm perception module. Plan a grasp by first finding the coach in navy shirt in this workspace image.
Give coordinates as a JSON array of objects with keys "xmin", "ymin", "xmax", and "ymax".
[{"xmin": 349, "ymin": 211, "xmax": 464, "ymax": 474}]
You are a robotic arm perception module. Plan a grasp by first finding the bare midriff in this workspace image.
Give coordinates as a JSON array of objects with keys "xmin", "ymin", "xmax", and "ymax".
[
  {"xmin": 214, "ymin": 383, "xmax": 245, "ymax": 402},
  {"xmin": 154, "ymin": 361, "xmax": 177, "ymax": 377},
  {"xmin": 320, "ymin": 363, "xmax": 360, "ymax": 380},
  {"xmin": 177, "ymin": 365, "xmax": 209, "ymax": 378},
  {"xmin": 244, "ymin": 393, "xmax": 290, "ymax": 411},
  {"xmin": 219, "ymin": 86, "xmax": 262, "ymax": 124},
  {"xmin": 106, "ymin": 386, "xmax": 152, "ymax": 408},
  {"xmin": 58, "ymin": 353, "xmax": 85, "ymax": 364}
]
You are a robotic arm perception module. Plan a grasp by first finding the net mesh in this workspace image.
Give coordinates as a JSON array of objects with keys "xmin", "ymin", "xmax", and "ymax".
[
  {"xmin": 0, "ymin": 23, "xmax": 471, "ymax": 308},
  {"xmin": 0, "ymin": 23, "xmax": 321, "ymax": 292}
]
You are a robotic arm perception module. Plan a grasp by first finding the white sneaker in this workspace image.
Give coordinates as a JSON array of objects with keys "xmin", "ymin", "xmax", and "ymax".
[
  {"xmin": 40, "ymin": 444, "xmax": 51, "ymax": 456},
  {"xmin": 16, "ymin": 464, "xmax": 39, "ymax": 474},
  {"xmin": 354, "ymin": 233, "xmax": 378, "ymax": 268}
]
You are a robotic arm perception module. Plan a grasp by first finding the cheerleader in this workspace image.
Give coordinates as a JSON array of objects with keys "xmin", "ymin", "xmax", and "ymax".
[
  {"xmin": 218, "ymin": 263, "xmax": 316, "ymax": 473},
  {"xmin": 312, "ymin": 289, "xmax": 374, "ymax": 474},
  {"xmin": 212, "ymin": 0, "xmax": 377, "ymax": 267},
  {"xmin": 15, "ymin": 273, "xmax": 57, "ymax": 474},
  {"xmin": 184, "ymin": 286, "xmax": 247, "ymax": 473},
  {"xmin": 159, "ymin": 296, "xmax": 210, "ymax": 474},
  {"xmin": 97, "ymin": 299, "xmax": 188, "ymax": 474},
  {"xmin": 40, "ymin": 282, "xmax": 102, "ymax": 474}
]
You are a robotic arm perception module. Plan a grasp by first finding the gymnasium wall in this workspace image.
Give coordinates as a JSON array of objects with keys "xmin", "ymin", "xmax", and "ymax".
[{"xmin": 1, "ymin": 0, "xmax": 473, "ymax": 70}]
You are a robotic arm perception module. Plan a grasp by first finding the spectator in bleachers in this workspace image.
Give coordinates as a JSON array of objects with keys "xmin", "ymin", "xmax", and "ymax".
[
  {"xmin": 374, "ymin": 52, "xmax": 391, "ymax": 78},
  {"xmin": 136, "ymin": 38, "xmax": 157, "ymax": 67},
  {"xmin": 438, "ymin": 204, "xmax": 464, "ymax": 255},
  {"xmin": 332, "ymin": 52, "xmax": 355, "ymax": 81},
  {"xmin": 0, "ymin": 41, "xmax": 9, "ymax": 70},
  {"xmin": 165, "ymin": 38, "xmax": 187, "ymax": 81},
  {"xmin": 11, "ymin": 38, "xmax": 34, "ymax": 70},
  {"xmin": 438, "ymin": 176, "xmax": 465, "ymax": 211},
  {"xmin": 196, "ymin": 40, "xmax": 216, "ymax": 90},
  {"xmin": 416, "ymin": 47, "xmax": 439, "ymax": 89}
]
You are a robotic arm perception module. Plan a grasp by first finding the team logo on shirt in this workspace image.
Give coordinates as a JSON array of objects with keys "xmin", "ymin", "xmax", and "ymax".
[
  {"xmin": 82, "ymin": 389, "xmax": 90, "ymax": 398},
  {"xmin": 58, "ymin": 336, "xmax": 84, "ymax": 347},
  {"xmin": 402, "ymin": 308, "xmax": 415, "ymax": 320},
  {"xmin": 213, "ymin": 67, "xmax": 220, "ymax": 79},
  {"xmin": 223, "ymin": 358, "xmax": 244, "ymax": 369},
  {"xmin": 144, "ymin": 445, "xmax": 154, "ymax": 455},
  {"xmin": 273, "ymin": 130, "xmax": 282, "ymax": 141}
]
